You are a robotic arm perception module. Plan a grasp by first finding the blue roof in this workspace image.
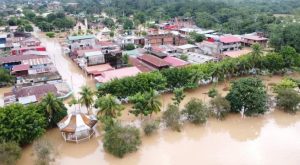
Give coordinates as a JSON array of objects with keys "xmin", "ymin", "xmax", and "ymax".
[{"xmin": 67, "ymin": 35, "xmax": 95, "ymax": 41}]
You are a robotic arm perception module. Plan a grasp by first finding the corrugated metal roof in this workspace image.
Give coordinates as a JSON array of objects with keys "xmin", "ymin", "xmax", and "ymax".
[{"xmin": 68, "ymin": 35, "xmax": 95, "ymax": 41}]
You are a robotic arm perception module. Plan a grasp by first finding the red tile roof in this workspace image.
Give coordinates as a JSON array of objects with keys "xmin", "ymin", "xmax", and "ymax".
[
  {"xmin": 15, "ymin": 84, "xmax": 57, "ymax": 101},
  {"xmin": 0, "ymin": 55, "xmax": 47, "ymax": 64},
  {"xmin": 243, "ymin": 35, "xmax": 268, "ymax": 41},
  {"xmin": 163, "ymin": 56, "xmax": 189, "ymax": 67},
  {"xmin": 138, "ymin": 54, "xmax": 170, "ymax": 68},
  {"xmin": 220, "ymin": 36, "xmax": 241, "ymax": 44},
  {"xmin": 12, "ymin": 64, "xmax": 30, "ymax": 72},
  {"xmin": 129, "ymin": 57, "xmax": 154, "ymax": 72}
]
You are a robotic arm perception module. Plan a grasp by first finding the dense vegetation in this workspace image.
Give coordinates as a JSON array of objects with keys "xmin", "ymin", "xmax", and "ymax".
[
  {"xmin": 56, "ymin": 0, "xmax": 300, "ymax": 35},
  {"xmin": 103, "ymin": 124, "xmax": 141, "ymax": 158},
  {"xmin": 98, "ymin": 46, "xmax": 300, "ymax": 99}
]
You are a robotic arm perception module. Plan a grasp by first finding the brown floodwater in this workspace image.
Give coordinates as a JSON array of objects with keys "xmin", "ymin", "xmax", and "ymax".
[
  {"xmin": 9, "ymin": 27, "xmax": 300, "ymax": 165},
  {"xmin": 17, "ymin": 73, "xmax": 300, "ymax": 165}
]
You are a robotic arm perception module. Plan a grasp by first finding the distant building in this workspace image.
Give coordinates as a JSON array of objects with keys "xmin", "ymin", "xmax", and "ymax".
[
  {"xmin": 47, "ymin": 1, "xmax": 62, "ymax": 10},
  {"xmin": 146, "ymin": 33, "xmax": 174, "ymax": 46},
  {"xmin": 177, "ymin": 44, "xmax": 198, "ymax": 54},
  {"xmin": 67, "ymin": 35, "xmax": 96, "ymax": 51},
  {"xmin": 242, "ymin": 35, "xmax": 268, "ymax": 48}
]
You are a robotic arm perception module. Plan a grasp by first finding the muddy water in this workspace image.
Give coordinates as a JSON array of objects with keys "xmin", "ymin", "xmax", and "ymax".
[{"xmin": 18, "ymin": 74, "xmax": 300, "ymax": 165}]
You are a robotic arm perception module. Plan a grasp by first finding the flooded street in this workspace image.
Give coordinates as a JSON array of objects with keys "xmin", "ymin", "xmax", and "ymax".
[
  {"xmin": 32, "ymin": 28, "xmax": 96, "ymax": 98},
  {"xmin": 17, "ymin": 73, "xmax": 300, "ymax": 165}
]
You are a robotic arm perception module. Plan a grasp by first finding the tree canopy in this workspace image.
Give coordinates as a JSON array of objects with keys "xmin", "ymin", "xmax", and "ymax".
[{"xmin": 226, "ymin": 78, "xmax": 268, "ymax": 116}]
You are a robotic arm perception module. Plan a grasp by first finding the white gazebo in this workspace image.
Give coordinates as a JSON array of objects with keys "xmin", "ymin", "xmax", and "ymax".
[{"xmin": 57, "ymin": 112, "xmax": 97, "ymax": 143}]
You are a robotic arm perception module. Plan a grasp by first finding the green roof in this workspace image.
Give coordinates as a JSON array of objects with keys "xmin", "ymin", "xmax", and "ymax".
[{"xmin": 67, "ymin": 35, "xmax": 95, "ymax": 41}]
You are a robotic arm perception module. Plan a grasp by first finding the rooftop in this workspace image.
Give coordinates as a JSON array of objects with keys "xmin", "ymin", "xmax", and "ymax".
[
  {"xmin": 219, "ymin": 36, "xmax": 242, "ymax": 44},
  {"xmin": 12, "ymin": 64, "xmax": 29, "ymax": 72},
  {"xmin": 68, "ymin": 35, "xmax": 95, "ymax": 41},
  {"xmin": 242, "ymin": 35, "xmax": 268, "ymax": 41},
  {"xmin": 187, "ymin": 52, "xmax": 217, "ymax": 64},
  {"xmin": 0, "ymin": 54, "xmax": 47, "ymax": 64},
  {"xmin": 84, "ymin": 63, "xmax": 114, "ymax": 75},
  {"xmin": 95, "ymin": 66, "xmax": 141, "ymax": 83},
  {"xmin": 177, "ymin": 44, "xmax": 197, "ymax": 50},
  {"xmin": 138, "ymin": 54, "xmax": 170, "ymax": 68},
  {"xmin": 163, "ymin": 56, "xmax": 189, "ymax": 67},
  {"xmin": 129, "ymin": 57, "xmax": 155, "ymax": 72},
  {"xmin": 84, "ymin": 51, "xmax": 103, "ymax": 57}
]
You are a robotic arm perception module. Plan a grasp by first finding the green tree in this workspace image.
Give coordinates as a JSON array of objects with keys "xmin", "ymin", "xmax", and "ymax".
[
  {"xmin": 172, "ymin": 87, "xmax": 185, "ymax": 106},
  {"xmin": 0, "ymin": 142, "xmax": 21, "ymax": 165},
  {"xmin": 24, "ymin": 24, "xmax": 33, "ymax": 32},
  {"xmin": 162, "ymin": 104, "xmax": 181, "ymax": 132},
  {"xmin": 280, "ymin": 46, "xmax": 298, "ymax": 68},
  {"xmin": 226, "ymin": 78, "xmax": 268, "ymax": 116},
  {"xmin": 0, "ymin": 68, "xmax": 14, "ymax": 86},
  {"xmin": 0, "ymin": 104, "xmax": 46, "ymax": 145},
  {"xmin": 123, "ymin": 19, "xmax": 134, "ymax": 30},
  {"xmin": 134, "ymin": 12, "xmax": 146, "ymax": 24},
  {"xmin": 103, "ymin": 18, "xmax": 115, "ymax": 28},
  {"xmin": 79, "ymin": 86, "xmax": 94, "ymax": 115},
  {"xmin": 276, "ymin": 89, "xmax": 300, "ymax": 113},
  {"xmin": 251, "ymin": 43, "xmax": 263, "ymax": 69},
  {"xmin": 122, "ymin": 54, "xmax": 129, "ymax": 65},
  {"xmin": 262, "ymin": 52, "xmax": 284, "ymax": 73},
  {"xmin": 37, "ymin": 93, "xmax": 67, "ymax": 128},
  {"xmin": 182, "ymin": 98, "xmax": 208, "ymax": 125},
  {"xmin": 95, "ymin": 94, "xmax": 124, "ymax": 119},
  {"xmin": 210, "ymin": 95, "xmax": 231, "ymax": 120},
  {"xmin": 103, "ymin": 124, "xmax": 141, "ymax": 158},
  {"xmin": 130, "ymin": 89, "xmax": 161, "ymax": 117}
]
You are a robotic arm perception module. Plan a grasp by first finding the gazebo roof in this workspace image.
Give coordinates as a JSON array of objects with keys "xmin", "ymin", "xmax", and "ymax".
[{"xmin": 57, "ymin": 113, "xmax": 97, "ymax": 133}]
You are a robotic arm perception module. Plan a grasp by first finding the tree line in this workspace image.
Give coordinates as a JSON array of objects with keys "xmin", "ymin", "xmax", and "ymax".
[{"xmin": 98, "ymin": 44, "xmax": 300, "ymax": 99}]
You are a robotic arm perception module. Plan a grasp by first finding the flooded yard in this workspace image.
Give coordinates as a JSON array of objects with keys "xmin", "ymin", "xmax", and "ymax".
[
  {"xmin": 17, "ymin": 73, "xmax": 300, "ymax": 165},
  {"xmin": 3, "ymin": 28, "xmax": 300, "ymax": 165}
]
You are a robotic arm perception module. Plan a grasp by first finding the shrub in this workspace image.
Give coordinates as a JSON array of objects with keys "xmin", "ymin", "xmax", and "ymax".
[
  {"xmin": 46, "ymin": 32, "xmax": 55, "ymax": 38},
  {"xmin": 103, "ymin": 124, "xmax": 141, "ymax": 158},
  {"xmin": 33, "ymin": 139, "xmax": 55, "ymax": 165},
  {"xmin": 172, "ymin": 87, "xmax": 185, "ymax": 106},
  {"xmin": 210, "ymin": 95, "xmax": 231, "ymax": 120},
  {"xmin": 208, "ymin": 87, "xmax": 218, "ymax": 98},
  {"xmin": 143, "ymin": 120, "xmax": 160, "ymax": 136},
  {"xmin": 124, "ymin": 44, "xmax": 135, "ymax": 50},
  {"xmin": 182, "ymin": 98, "xmax": 208, "ymax": 125},
  {"xmin": 226, "ymin": 78, "xmax": 268, "ymax": 116},
  {"xmin": 0, "ymin": 142, "xmax": 21, "ymax": 165},
  {"xmin": 276, "ymin": 89, "xmax": 300, "ymax": 113},
  {"xmin": 162, "ymin": 104, "xmax": 181, "ymax": 132},
  {"xmin": 273, "ymin": 78, "xmax": 298, "ymax": 93}
]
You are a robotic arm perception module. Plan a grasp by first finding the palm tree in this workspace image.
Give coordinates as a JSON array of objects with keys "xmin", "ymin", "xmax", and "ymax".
[
  {"xmin": 40, "ymin": 93, "xmax": 67, "ymax": 127},
  {"xmin": 79, "ymin": 86, "xmax": 94, "ymax": 115},
  {"xmin": 68, "ymin": 96, "xmax": 80, "ymax": 111},
  {"xmin": 251, "ymin": 43, "xmax": 263, "ymax": 70},
  {"xmin": 146, "ymin": 89, "xmax": 162, "ymax": 115},
  {"xmin": 95, "ymin": 94, "xmax": 124, "ymax": 119}
]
